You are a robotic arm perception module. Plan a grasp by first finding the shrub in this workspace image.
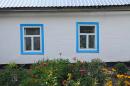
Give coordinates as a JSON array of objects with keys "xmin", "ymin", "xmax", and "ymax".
[
  {"xmin": 0, "ymin": 63, "xmax": 28, "ymax": 86},
  {"xmin": 114, "ymin": 63, "xmax": 128, "ymax": 74},
  {"xmin": 0, "ymin": 58, "xmax": 113, "ymax": 86},
  {"xmin": 69, "ymin": 61, "xmax": 88, "ymax": 80},
  {"xmin": 87, "ymin": 58, "xmax": 107, "ymax": 86},
  {"xmin": 80, "ymin": 75, "xmax": 96, "ymax": 86},
  {"xmin": 20, "ymin": 59, "xmax": 70, "ymax": 86}
]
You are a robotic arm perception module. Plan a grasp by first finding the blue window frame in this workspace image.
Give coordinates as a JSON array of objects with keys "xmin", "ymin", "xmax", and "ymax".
[
  {"xmin": 20, "ymin": 24, "xmax": 44, "ymax": 55},
  {"xmin": 76, "ymin": 22, "xmax": 99, "ymax": 53}
]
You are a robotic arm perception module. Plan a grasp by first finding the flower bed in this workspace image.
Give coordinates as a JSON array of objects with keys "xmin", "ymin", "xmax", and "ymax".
[{"xmin": 0, "ymin": 58, "xmax": 130, "ymax": 86}]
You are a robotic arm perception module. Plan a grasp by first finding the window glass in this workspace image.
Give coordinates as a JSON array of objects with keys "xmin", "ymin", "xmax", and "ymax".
[
  {"xmin": 88, "ymin": 35, "xmax": 95, "ymax": 48},
  {"xmin": 80, "ymin": 26, "xmax": 95, "ymax": 33},
  {"xmin": 24, "ymin": 27, "xmax": 41, "ymax": 51},
  {"xmin": 34, "ymin": 37, "xmax": 40, "ymax": 50},
  {"xmin": 80, "ymin": 35, "xmax": 86, "ymax": 49},
  {"xmin": 24, "ymin": 28, "xmax": 40, "ymax": 35},
  {"xmin": 24, "ymin": 37, "xmax": 31, "ymax": 50}
]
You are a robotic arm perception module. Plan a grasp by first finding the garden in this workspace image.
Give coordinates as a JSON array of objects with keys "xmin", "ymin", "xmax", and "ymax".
[{"xmin": 0, "ymin": 58, "xmax": 130, "ymax": 86}]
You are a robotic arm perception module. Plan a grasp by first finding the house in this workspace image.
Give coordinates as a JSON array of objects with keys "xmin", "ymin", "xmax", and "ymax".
[{"xmin": 0, "ymin": 0, "xmax": 130, "ymax": 64}]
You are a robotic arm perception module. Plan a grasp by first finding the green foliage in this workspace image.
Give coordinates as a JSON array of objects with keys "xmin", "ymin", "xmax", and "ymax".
[
  {"xmin": 6, "ymin": 62, "xmax": 17, "ymax": 69},
  {"xmin": 0, "ymin": 63, "xmax": 28, "ymax": 86},
  {"xmin": 80, "ymin": 76, "xmax": 96, "ymax": 86},
  {"xmin": 69, "ymin": 61, "xmax": 87, "ymax": 80},
  {"xmin": 115, "ymin": 63, "xmax": 128, "ymax": 74},
  {"xmin": 117, "ymin": 78, "xmax": 125, "ymax": 86},
  {"xmin": 20, "ymin": 59, "xmax": 70, "ymax": 86},
  {"xmin": 0, "ymin": 58, "xmax": 110, "ymax": 86},
  {"xmin": 87, "ymin": 58, "xmax": 107, "ymax": 86}
]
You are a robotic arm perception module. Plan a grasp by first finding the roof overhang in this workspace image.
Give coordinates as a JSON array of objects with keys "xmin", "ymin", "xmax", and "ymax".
[{"xmin": 0, "ymin": 5, "xmax": 130, "ymax": 12}]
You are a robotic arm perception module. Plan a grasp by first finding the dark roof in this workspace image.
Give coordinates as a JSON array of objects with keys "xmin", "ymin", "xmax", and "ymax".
[{"xmin": 0, "ymin": 0, "xmax": 130, "ymax": 8}]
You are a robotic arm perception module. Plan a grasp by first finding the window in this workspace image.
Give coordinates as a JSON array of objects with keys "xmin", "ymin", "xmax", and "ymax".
[
  {"xmin": 20, "ymin": 24, "xmax": 44, "ymax": 54},
  {"xmin": 76, "ymin": 22, "xmax": 99, "ymax": 53}
]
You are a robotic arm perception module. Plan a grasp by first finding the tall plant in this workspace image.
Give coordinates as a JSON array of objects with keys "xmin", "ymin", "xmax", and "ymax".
[
  {"xmin": 0, "ymin": 63, "xmax": 27, "ymax": 86},
  {"xmin": 87, "ymin": 58, "xmax": 107, "ymax": 86}
]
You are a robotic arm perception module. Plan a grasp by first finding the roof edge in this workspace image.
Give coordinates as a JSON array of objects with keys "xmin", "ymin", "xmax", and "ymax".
[{"xmin": 0, "ymin": 6, "xmax": 130, "ymax": 12}]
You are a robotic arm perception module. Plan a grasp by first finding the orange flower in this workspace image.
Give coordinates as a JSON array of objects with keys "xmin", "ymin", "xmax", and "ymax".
[
  {"xmin": 32, "ymin": 75, "xmax": 37, "ymax": 78},
  {"xmin": 124, "ymin": 80, "xmax": 130, "ymax": 85},
  {"xmin": 127, "ymin": 76, "xmax": 130, "ymax": 79},
  {"xmin": 40, "ymin": 62, "xmax": 48, "ymax": 66},
  {"xmin": 62, "ymin": 80, "xmax": 67, "ymax": 86},
  {"xmin": 124, "ymin": 75, "xmax": 128, "ymax": 78},
  {"xmin": 80, "ymin": 69, "xmax": 86, "ymax": 76}
]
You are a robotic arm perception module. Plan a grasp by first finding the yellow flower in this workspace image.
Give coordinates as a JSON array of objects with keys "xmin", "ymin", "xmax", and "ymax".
[
  {"xmin": 102, "ymin": 68, "xmax": 108, "ymax": 71},
  {"xmin": 127, "ymin": 76, "xmax": 130, "ymax": 79},
  {"xmin": 117, "ymin": 74, "xmax": 130, "ymax": 80},
  {"xmin": 124, "ymin": 80, "xmax": 130, "ymax": 85},
  {"xmin": 124, "ymin": 75, "xmax": 128, "ymax": 78},
  {"xmin": 105, "ymin": 80, "xmax": 112, "ymax": 86},
  {"xmin": 117, "ymin": 74, "xmax": 125, "ymax": 79},
  {"xmin": 67, "ymin": 73, "xmax": 72, "ymax": 80},
  {"xmin": 112, "ymin": 68, "xmax": 116, "ymax": 72}
]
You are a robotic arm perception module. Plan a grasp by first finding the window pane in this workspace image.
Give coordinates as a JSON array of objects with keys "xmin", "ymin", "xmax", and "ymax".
[
  {"xmin": 24, "ymin": 28, "xmax": 40, "ymax": 35},
  {"xmin": 80, "ymin": 26, "xmax": 95, "ymax": 33},
  {"xmin": 89, "ymin": 35, "xmax": 95, "ymax": 48},
  {"xmin": 25, "ymin": 37, "xmax": 31, "ymax": 50},
  {"xmin": 34, "ymin": 37, "xmax": 40, "ymax": 50},
  {"xmin": 80, "ymin": 35, "xmax": 86, "ymax": 49}
]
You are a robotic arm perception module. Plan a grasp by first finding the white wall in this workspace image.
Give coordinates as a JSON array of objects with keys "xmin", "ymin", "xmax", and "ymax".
[{"xmin": 0, "ymin": 11, "xmax": 130, "ymax": 64}]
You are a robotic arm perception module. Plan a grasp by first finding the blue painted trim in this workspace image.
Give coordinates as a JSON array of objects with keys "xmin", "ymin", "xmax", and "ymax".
[
  {"xmin": 76, "ymin": 22, "xmax": 99, "ymax": 53},
  {"xmin": 20, "ymin": 24, "xmax": 44, "ymax": 55},
  {"xmin": 41, "ymin": 24, "xmax": 44, "ymax": 54},
  {"xmin": 20, "ymin": 52, "xmax": 44, "ymax": 55},
  {"xmin": 20, "ymin": 25, "xmax": 24, "ymax": 54}
]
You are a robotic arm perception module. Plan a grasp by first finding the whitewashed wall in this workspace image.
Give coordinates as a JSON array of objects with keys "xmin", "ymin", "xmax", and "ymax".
[{"xmin": 0, "ymin": 11, "xmax": 130, "ymax": 64}]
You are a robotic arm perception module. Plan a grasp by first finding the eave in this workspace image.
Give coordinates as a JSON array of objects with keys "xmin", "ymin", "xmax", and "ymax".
[{"xmin": 0, "ymin": 5, "xmax": 130, "ymax": 12}]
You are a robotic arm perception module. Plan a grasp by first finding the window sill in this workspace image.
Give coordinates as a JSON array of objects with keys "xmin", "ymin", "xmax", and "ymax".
[
  {"xmin": 76, "ymin": 49, "xmax": 99, "ymax": 53},
  {"xmin": 20, "ymin": 52, "xmax": 44, "ymax": 55}
]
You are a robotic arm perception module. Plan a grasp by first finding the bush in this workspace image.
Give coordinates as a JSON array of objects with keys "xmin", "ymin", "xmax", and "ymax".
[
  {"xmin": 0, "ymin": 58, "xmax": 110, "ymax": 86},
  {"xmin": 114, "ymin": 63, "xmax": 128, "ymax": 74},
  {"xmin": 87, "ymin": 58, "xmax": 107, "ymax": 86},
  {"xmin": 0, "ymin": 63, "xmax": 28, "ymax": 86},
  {"xmin": 20, "ymin": 59, "xmax": 70, "ymax": 86},
  {"xmin": 80, "ymin": 75, "xmax": 96, "ymax": 86}
]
